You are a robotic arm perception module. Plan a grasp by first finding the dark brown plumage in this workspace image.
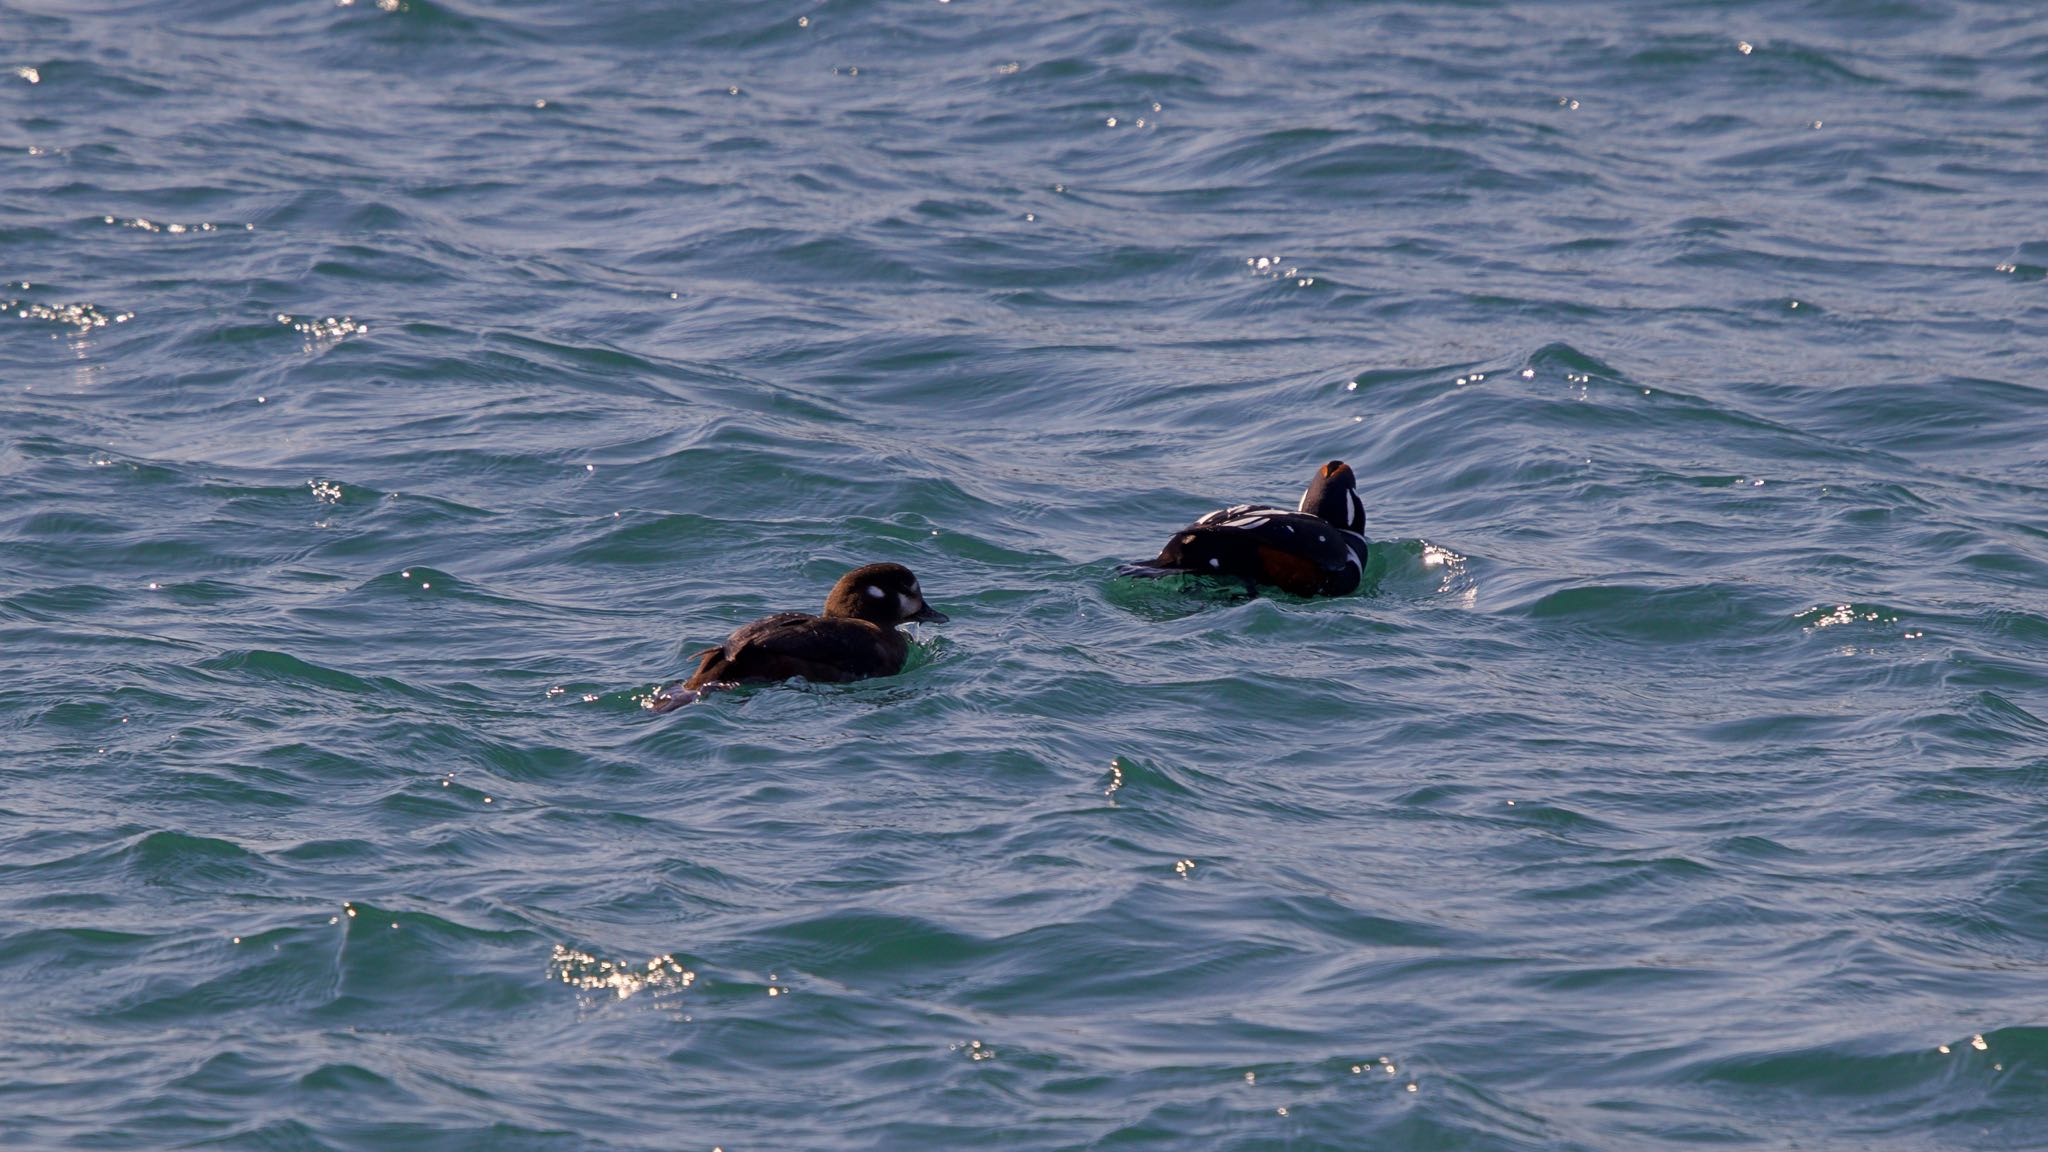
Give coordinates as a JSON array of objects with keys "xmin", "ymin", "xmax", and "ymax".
[
  {"xmin": 646, "ymin": 563, "xmax": 947, "ymax": 711},
  {"xmin": 1118, "ymin": 460, "xmax": 1370, "ymax": 597}
]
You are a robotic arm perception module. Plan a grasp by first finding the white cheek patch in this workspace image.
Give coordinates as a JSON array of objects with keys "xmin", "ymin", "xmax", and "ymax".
[
  {"xmin": 898, "ymin": 592, "xmax": 919, "ymax": 617},
  {"xmin": 866, "ymin": 584, "xmax": 886, "ymax": 599}
]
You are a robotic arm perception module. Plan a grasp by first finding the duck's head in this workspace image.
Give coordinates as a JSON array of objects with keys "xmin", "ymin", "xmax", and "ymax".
[
  {"xmin": 824, "ymin": 563, "xmax": 949, "ymax": 626},
  {"xmin": 1297, "ymin": 460, "xmax": 1365, "ymax": 535}
]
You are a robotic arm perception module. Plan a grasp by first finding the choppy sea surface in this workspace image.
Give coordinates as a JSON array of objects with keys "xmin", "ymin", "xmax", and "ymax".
[{"xmin": 5, "ymin": 0, "xmax": 2047, "ymax": 1147}]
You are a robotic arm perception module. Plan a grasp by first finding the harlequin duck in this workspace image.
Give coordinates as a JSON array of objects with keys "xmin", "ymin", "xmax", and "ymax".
[
  {"xmin": 646, "ymin": 562, "xmax": 947, "ymax": 711},
  {"xmin": 1119, "ymin": 460, "xmax": 1368, "ymax": 596}
]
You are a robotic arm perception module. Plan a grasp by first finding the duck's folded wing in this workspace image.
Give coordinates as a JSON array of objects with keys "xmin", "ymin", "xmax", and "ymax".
[
  {"xmin": 715, "ymin": 615, "xmax": 900, "ymax": 684},
  {"xmin": 1199, "ymin": 512, "xmax": 1355, "ymax": 570},
  {"xmin": 1191, "ymin": 503, "xmax": 1286, "ymax": 528}
]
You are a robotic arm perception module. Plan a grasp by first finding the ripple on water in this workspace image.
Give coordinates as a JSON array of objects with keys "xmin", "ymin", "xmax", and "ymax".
[{"xmin": 5, "ymin": 0, "xmax": 2048, "ymax": 1148}]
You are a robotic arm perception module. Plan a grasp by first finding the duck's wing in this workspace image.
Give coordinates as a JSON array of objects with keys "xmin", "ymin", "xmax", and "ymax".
[
  {"xmin": 1126, "ymin": 510, "xmax": 1360, "ymax": 595},
  {"xmin": 1190, "ymin": 502, "xmax": 1287, "ymax": 528},
  {"xmin": 1117, "ymin": 504, "xmax": 1286, "ymax": 578},
  {"xmin": 686, "ymin": 614, "xmax": 903, "ymax": 688}
]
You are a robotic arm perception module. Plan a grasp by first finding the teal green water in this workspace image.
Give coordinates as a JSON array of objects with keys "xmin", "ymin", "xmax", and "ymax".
[{"xmin": 4, "ymin": 1, "xmax": 2046, "ymax": 1148}]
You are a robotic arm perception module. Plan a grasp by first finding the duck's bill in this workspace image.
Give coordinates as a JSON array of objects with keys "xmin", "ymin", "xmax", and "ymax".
[{"xmin": 911, "ymin": 604, "xmax": 949, "ymax": 623}]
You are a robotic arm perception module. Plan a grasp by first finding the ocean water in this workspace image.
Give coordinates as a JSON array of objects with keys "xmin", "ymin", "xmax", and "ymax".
[{"xmin": 4, "ymin": 0, "xmax": 2046, "ymax": 1147}]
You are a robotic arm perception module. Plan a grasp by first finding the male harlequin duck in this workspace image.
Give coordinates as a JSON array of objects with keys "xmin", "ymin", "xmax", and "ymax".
[
  {"xmin": 645, "ymin": 562, "xmax": 947, "ymax": 712},
  {"xmin": 1119, "ymin": 460, "xmax": 1369, "ymax": 596}
]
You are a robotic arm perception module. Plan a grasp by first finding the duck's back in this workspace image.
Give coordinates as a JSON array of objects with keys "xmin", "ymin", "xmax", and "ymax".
[
  {"xmin": 1161, "ymin": 504, "xmax": 1363, "ymax": 596},
  {"xmin": 684, "ymin": 612, "xmax": 909, "ymax": 689}
]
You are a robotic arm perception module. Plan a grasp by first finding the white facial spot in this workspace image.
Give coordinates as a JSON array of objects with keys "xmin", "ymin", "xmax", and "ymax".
[
  {"xmin": 1207, "ymin": 557, "xmax": 1220, "ymax": 569},
  {"xmin": 865, "ymin": 584, "xmax": 885, "ymax": 599},
  {"xmin": 898, "ymin": 592, "xmax": 919, "ymax": 617}
]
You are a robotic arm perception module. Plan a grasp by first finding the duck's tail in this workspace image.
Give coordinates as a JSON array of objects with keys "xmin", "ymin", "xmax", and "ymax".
[
  {"xmin": 645, "ymin": 647, "xmax": 728, "ymax": 713},
  {"xmin": 644, "ymin": 682, "xmax": 701, "ymax": 712}
]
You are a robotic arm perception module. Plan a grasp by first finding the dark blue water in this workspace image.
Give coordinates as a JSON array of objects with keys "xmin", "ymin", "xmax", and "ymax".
[{"xmin": 4, "ymin": 1, "xmax": 2046, "ymax": 1148}]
